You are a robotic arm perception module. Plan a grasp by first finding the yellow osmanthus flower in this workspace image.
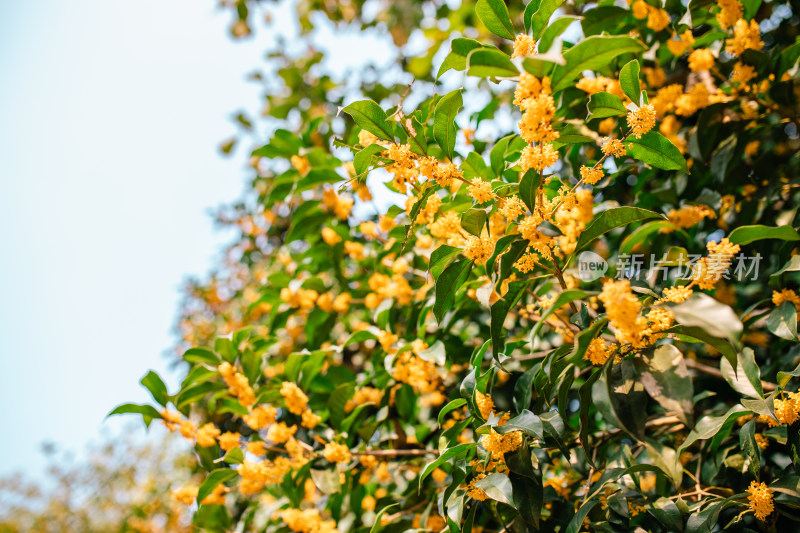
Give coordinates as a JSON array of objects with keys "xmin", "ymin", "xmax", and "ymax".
[
  {"xmin": 280, "ymin": 508, "xmax": 339, "ymax": 533},
  {"xmin": 301, "ymin": 410, "xmax": 321, "ymax": 428},
  {"xmin": 173, "ymin": 485, "xmax": 198, "ymax": 505},
  {"xmin": 521, "ymin": 143, "xmax": 559, "ymax": 172},
  {"xmin": 664, "ymin": 204, "xmax": 716, "ymax": 231},
  {"xmin": 691, "ymin": 238, "xmax": 741, "ymax": 290},
  {"xmin": 463, "ymin": 235, "xmax": 495, "ymax": 265},
  {"xmin": 467, "ymin": 476, "xmax": 489, "ymax": 501},
  {"xmin": 480, "ymin": 429, "xmax": 523, "ymax": 460},
  {"xmin": 717, "ymin": 0, "xmax": 743, "ymax": 28},
  {"xmin": 599, "ymin": 279, "xmax": 645, "ymax": 346},
  {"xmin": 746, "ymin": 481, "xmax": 774, "ymax": 521},
  {"xmin": 627, "ymin": 104, "xmax": 657, "ymax": 138},
  {"xmin": 392, "ymin": 350, "xmax": 440, "ymax": 393},
  {"xmin": 667, "ymin": 29, "xmax": 695, "ymax": 56},
  {"xmin": 243, "ymin": 404, "xmax": 277, "ymax": 430},
  {"xmin": 726, "ymin": 19, "xmax": 763, "ymax": 57},
  {"xmin": 322, "ymin": 442, "xmax": 351, "ymax": 463},
  {"xmin": 196, "ymin": 423, "xmax": 221, "ymax": 447},
  {"xmin": 579, "ymin": 165, "xmax": 604, "ymax": 185},
  {"xmin": 179, "ymin": 419, "xmax": 197, "ymax": 441},
  {"xmin": 346, "ymin": 387, "xmax": 384, "ymax": 411},
  {"xmin": 688, "ymin": 48, "xmax": 715, "ymax": 71},
  {"xmin": 219, "ymin": 362, "xmax": 256, "ymax": 407},
  {"xmin": 321, "ymin": 227, "xmax": 342, "ymax": 245},
  {"xmin": 773, "ymin": 288, "xmax": 800, "ymax": 309},
  {"xmin": 601, "ymin": 137, "xmax": 627, "ymax": 158},
  {"xmin": 468, "ymin": 178, "xmax": 493, "ymax": 204},
  {"xmin": 218, "ymin": 432, "xmax": 241, "ymax": 452},
  {"xmin": 660, "ymin": 285, "xmax": 694, "ymax": 304},
  {"xmin": 499, "ymin": 195, "xmax": 526, "ymax": 220},
  {"xmin": 160, "ymin": 409, "xmax": 181, "ymax": 432},
  {"xmin": 247, "ymin": 440, "xmax": 268, "ymax": 455},
  {"xmin": 267, "ymin": 422, "xmax": 297, "ymax": 444},
  {"xmin": 732, "ymin": 62, "xmax": 757, "ymax": 85},
  {"xmin": 290, "ymin": 155, "xmax": 310, "ymax": 175},
  {"xmin": 512, "ymin": 34, "xmax": 536, "ymax": 58},
  {"xmin": 280, "ymin": 382, "xmax": 309, "ymax": 415},
  {"xmin": 358, "ymin": 129, "xmax": 379, "ymax": 146},
  {"xmin": 585, "ymin": 338, "xmax": 615, "ymax": 366}
]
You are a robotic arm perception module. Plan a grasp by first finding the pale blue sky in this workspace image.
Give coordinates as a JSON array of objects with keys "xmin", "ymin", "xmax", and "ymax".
[
  {"xmin": 0, "ymin": 0, "xmax": 401, "ymax": 478},
  {"xmin": 0, "ymin": 0, "xmax": 268, "ymax": 476}
]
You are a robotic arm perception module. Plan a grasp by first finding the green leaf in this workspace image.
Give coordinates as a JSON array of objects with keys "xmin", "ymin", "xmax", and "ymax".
[
  {"xmin": 354, "ymin": 143, "xmax": 386, "ymax": 178},
  {"xmin": 538, "ymin": 16, "xmax": 580, "ymax": 53},
  {"xmin": 587, "ymin": 91, "xmax": 627, "ymax": 119},
  {"xmin": 531, "ymin": 289, "xmax": 593, "ymax": 341},
  {"xmin": 342, "ymin": 100, "xmax": 395, "ymax": 141},
  {"xmin": 619, "ymin": 59, "xmax": 640, "ymax": 103},
  {"xmin": 197, "ymin": 469, "xmax": 238, "ymax": 504},
  {"xmin": 527, "ymin": 0, "xmax": 565, "ymax": 39},
  {"xmin": 438, "ymin": 38, "xmax": 492, "ymax": 78},
  {"xmin": 635, "ymin": 345, "xmax": 694, "ymax": 424},
  {"xmin": 434, "ymin": 90, "xmax": 463, "ymax": 161},
  {"xmin": 679, "ymin": 404, "xmax": 749, "ymax": 453},
  {"xmin": 475, "ymin": 472, "xmax": 514, "ymax": 505},
  {"xmin": 183, "ymin": 347, "xmax": 220, "ymax": 365},
  {"xmin": 766, "ymin": 301, "xmax": 798, "ymax": 340},
  {"xmin": 438, "ymin": 398, "xmax": 468, "ymax": 427},
  {"xmin": 518, "ymin": 169, "xmax": 542, "ymax": 211},
  {"xmin": 409, "ymin": 116, "xmax": 428, "ymax": 156},
  {"xmin": 647, "ymin": 498, "xmax": 684, "ymax": 531},
  {"xmin": 430, "ymin": 244, "xmax": 462, "ymax": 280},
  {"xmin": 219, "ymin": 447, "xmax": 244, "ymax": 465},
  {"xmin": 626, "ymin": 131, "xmax": 688, "ymax": 171},
  {"xmin": 494, "ymin": 409, "xmax": 545, "ymax": 439},
  {"xmin": 140, "ymin": 370, "xmax": 169, "ymax": 407},
  {"xmin": 551, "ymin": 35, "xmax": 647, "ymax": 92},
  {"xmin": 728, "ymin": 224, "xmax": 800, "ymax": 246},
  {"xmin": 574, "ymin": 206, "xmax": 664, "ymax": 254},
  {"xmin": 620, "ymin": 220, "xmax": 675, "ymax": 254},
  {"xmin": 740, "ymin": 418, "xmax": 761, "ymax": 479},
  {"xmin": 107, "ymin": 403, "xmax": 162, "ymax": 420},
  {"xmin": 476, "ymin": 0, "xmax": 515, "ymax": 40},
  {"xmin": 466, "ymin": 48, "xmax": 519, "ymax": 78},
  {"xmin": 668, "ymin": 293, "xmax": 743, "ymax": 342},
  {"xmin": 328, "ymin": 383, "xmax": 355, "ymax": 430},
  {"xmin": 721, "ymin": 347, "xmax": 763, "ymax": 398},
  {"xmin": 566, "ymin": 500, "xmax": 598, "ymax": 533},
  {"xmin": 778, "ymin": 361, "xmax": 800, "ymax": 388},
  {"xmin": 667, "ymin": 325, "xmax": 738, "ymax": 370},
  {"xmin": 434, "ymin": 258, "xmax": 474, "ymax": 323},
  {"xmin": 419, "ymin": 443, "xmax": 478, "ymax": 487},
  {"xmin": 491, "ymin": 280, "xmax": 529, "ymax": 358},
  {"xmin": 461, "ymin": 208, "xmax": 488, "ymax": 236},
  {"xmin": 370, "ymin": 504, "xmax": 399, "ymax": 533}
]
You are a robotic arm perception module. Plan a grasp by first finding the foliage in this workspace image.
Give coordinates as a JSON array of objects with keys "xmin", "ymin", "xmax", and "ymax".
[
  {"xmin": 0, "ymin": 432, "xmax": 197, "ymax": 533},
  {"xmin": 115, "ymin": 0, "xmax": 800, "ymax": 531}
]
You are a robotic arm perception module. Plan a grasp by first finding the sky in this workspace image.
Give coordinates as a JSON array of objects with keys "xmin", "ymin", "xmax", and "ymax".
[
  {"xmin": 0, "ymin": 0, "xmax": 402, "ymax": 480},
  {"xmin": 0, "ymin": 0, "xmax": 268, "ymax": 477}
]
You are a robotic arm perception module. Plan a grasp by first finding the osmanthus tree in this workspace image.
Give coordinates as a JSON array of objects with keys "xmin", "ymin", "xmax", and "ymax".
[{"xmin": 111, "ymin": 0, "xmax": 800, "ymax": 531}]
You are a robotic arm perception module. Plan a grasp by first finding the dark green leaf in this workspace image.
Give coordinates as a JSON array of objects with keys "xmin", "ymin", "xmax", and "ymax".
[
  {"xmin": 626, "ymin": 131, "xmax": 688, "ymax": 171},
  {"xmin": 197, "ymin": 469, "xmax": 238, "ymax": 504},
  {"xmin": 140, "ymin": 370, "xmax": 169, "ymax": 407},
  {"xmin": 342, "ymin": 100, "xmax": 395, "ymax": 141},
  {"xmin": 551, "ymin": 35, "xmax": 647, "ymax": 92},
  {"xmin": 476, "ymin": 0, "xmax": 515, "ymax": 40},
  {"xmin": 573, "ymin": 206, "xmax": 664, "ymax": 254},
  {"xmin": 434, "ymin": 90, "xmax": 463, "ymax": 160},
  {"xmin": 619, "ymin": 59, "xmax": 640, "ymax": 103},
  {"xmin": 466, "ymin": 48, "xmax": 519, "ymax": 78},
  {"xmin": 434, "ymin": 258, "xmax": 474, "ymax": 323},
  {"xmin": 728, "ymin": 224, "xmax": 800, "ymax": 246},
  {"xmin": 518, "ymin": 168, "xmax": 542, "ymax": 211}
]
